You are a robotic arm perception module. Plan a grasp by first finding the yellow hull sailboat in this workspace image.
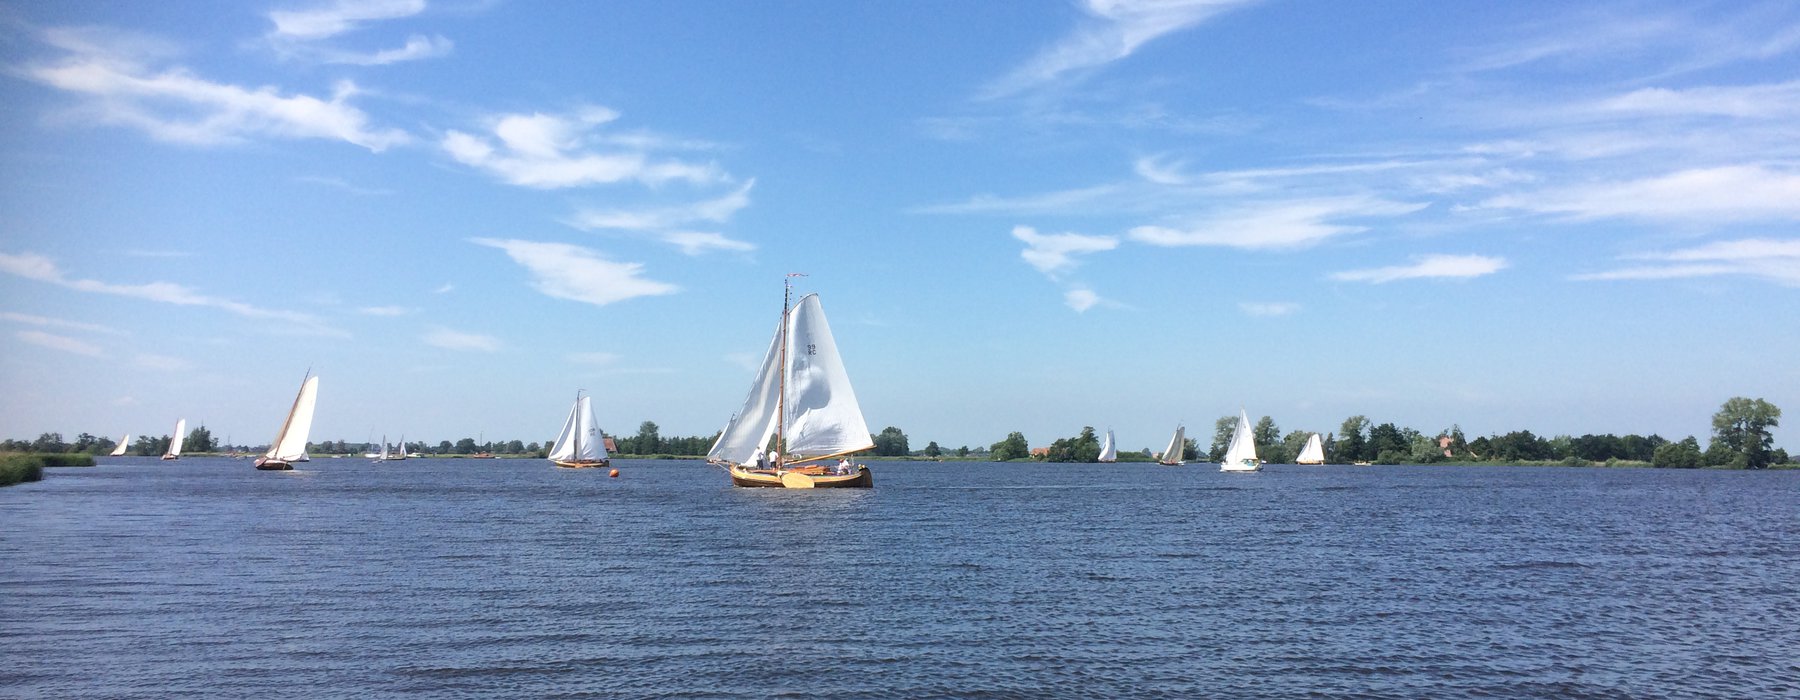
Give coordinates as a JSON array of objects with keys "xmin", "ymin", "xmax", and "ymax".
[
  {"xmin": 708, "ymin": 277, "xmax": 874, "ymax": 489},
  {"xmin": 549, "ymin": 390, "xmax": 611, "ymax": 469}
]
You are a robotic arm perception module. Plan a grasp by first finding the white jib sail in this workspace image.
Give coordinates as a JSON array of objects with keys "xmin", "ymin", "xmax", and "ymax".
[
  {"xmin": 1099, "ymin": 429, "xmax": 1117, "ymax": 462},
  {"xmin": 1297, "ymin": 433, "xmax": 1325, "ymax": 464},
  {"xmin": 707, "ymin": 314, "xmax": 786, "ymax": 465},
  {"xmin": 110, "ymin": 434, "xmax": 130, "ymax": 457},
  {"xmin": 168, "ymin": 419, "xmax": 187, "ymax": 457},
  {"xmin": 266, "ymin": 376, "xmax": 319, "ymax": 463},
  {"xmin": 1224, "ymin": 410, "xmax": 1258, "ymax": 466},
  {"xmin": 398, "ymin": 439, "xmax": 408, "ymax": 459},
  {"xmin": 549, "ymin": 395, "xmax": 607, "ymax": 462},
  {"xmin": 377, "ymin": 438, "xmax": 389, "ymax": 460},
  {"xmin": 781, "ymin": 294, "xmax": 874, "ymax": 460},
  {"xmin": 1161, "ymin": 425, "xmax": 1185, "ymax": 463}
]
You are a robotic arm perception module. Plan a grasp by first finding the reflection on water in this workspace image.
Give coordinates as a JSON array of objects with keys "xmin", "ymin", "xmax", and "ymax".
[{"xmin": 3, "ymin": 458, "xmax": 1797, "ymax": 698}]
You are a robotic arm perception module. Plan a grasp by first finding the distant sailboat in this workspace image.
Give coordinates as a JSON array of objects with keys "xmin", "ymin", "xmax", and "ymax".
[
  {"xmin": 161, "ymin": 419, "xmax": 186, "ymax": 461},
  {"xmin": 1157, "ymin": 425, "xmax": 1186, "ymax": 466},
  {"xmin": 1098, "ymin": 429, "xmax": 1117, "ymax": 463},
  {"xmin": 707, "ymin": 279, "xmax": 873, "ymax": 488},
  {"xmin": 371, "ymin": 435, "xmax": 408, "ymax": 462},
  {"xmin": 1296, "ymin": 433, "xmax": 1326, "ymax": 465},
  {"xmin": 1221, "ymin": 409, "xmax": 1262, "ymax": 472},
  {"xmin": 109, "ymin": 434, "xmax": 130, "ymax": 457},
  {"xmin": 255, "ymin": 372, "xmax": 319, "ymax": 471},
  {"xmin": 549, "ymin": 391, "xmax": 610, "ymax": 469}
]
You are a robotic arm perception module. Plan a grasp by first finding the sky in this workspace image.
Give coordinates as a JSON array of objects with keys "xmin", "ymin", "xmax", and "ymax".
[{"xmin": 2, "ymin": 0, "xmax": 1797, "ymax": 454}]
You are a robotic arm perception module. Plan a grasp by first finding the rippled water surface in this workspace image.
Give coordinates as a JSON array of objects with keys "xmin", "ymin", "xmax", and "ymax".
[{"xmin": 4, "ymin": 458, "xmax": 1799, "ymax": 698}]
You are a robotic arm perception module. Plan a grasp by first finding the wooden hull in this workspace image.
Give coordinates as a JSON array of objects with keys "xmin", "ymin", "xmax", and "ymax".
[
  {"xmin": 553, "ymin": 459, "xmax": 610, "ymax": 469},
  {"xmin": 728, "ymin": 464, "xmax": 872, "ymax": 488},
  {"xmin": 1157, "ymin": 460, "xmax": 1183, "ymax": 466},
  {"xmin": 160, "ymin": 455, "xmax": 178, "ymax": 461},
  {"xmin": 254, "ymin": 458, "xmax": 293, "ymax": 471}
]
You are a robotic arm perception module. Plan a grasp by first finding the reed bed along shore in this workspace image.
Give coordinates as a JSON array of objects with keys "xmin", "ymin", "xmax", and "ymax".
[{"xmin": 0, "ymin": 453, "xmax": 95, "ymax": 487}]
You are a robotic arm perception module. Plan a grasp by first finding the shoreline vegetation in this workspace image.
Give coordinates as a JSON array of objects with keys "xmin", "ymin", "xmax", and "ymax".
[
  {"xmin": 0, "ymin": 453, "xmax": 96, "ymax": 487},
  {"xmin": 7, "ymin": 398, "xmax": 1787, "ymax": 472}
]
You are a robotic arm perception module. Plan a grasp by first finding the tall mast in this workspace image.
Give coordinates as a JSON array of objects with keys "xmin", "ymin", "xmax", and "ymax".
[
  {"xmin": 775, "ymin": 273, "xmax": 806, "ymax": 463},
  {"xmin": 572, "ymin": 389, "xmax": 583, "ymax": 458}
]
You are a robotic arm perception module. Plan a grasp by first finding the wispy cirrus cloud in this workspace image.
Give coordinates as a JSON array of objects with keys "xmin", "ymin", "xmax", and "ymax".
[
  {"xmin": 442, "ymin": 107, "xmax": 723, "ymax": 189},
  {"xmin": 1012, "ymin": 225, "xmax": 1118, "ymax": 278},
  {"xmin": 984, "ymin": 0, "xmax": 1258, "ymax": 98},
  {"xmin": 567, "ymin": 180, "xmax": 757, "ymax": 254},
  {"xmin": 1239, "ymin": 301, "xmax": 1300, "ymax": 317},
  {"xmin": 266, "ymin": 0, "xmax": 450, "ymax": 65},
  {"xmin": 0, "ymin": 251, "xmax": 344, "ymax": 335},
  {"xmin": 422, "ymin": 326, "xmax": 501, "ymax": 352},
  {"xmin": 16, "ymin": 330, "xmax": 105, "ymax": 357},
  {"xmin": 1064, "ymin": 287, "xmax": 1102, "ymax": 313},
  {"xmin": 1482, "ymin": 165, "xmax": 1800, "ymax": 223},
  {"xmin": 358, "ymin": 305, "xmax": 411, "ymax": 316},
  {"xmin": 0, "ymin": 311, "xmax": 127, "ymax": 336},
  {"xmin": 20, "ymin": 26, "xmax": 409, "ymax": 151},
  {"xmin": 1574, "ymin": 238, "xmax": 1800, "ymax": 287},
  {"xmin": 1129, "ymin": 196, "xmax": 1427, "ymax": 250},
  {"xmin": 1330, "ymin": 254, "xmax": 1508, "ymax": 284},
  {"xmin": 471, "ymin": 238, "xmax": 678, "ymax": 306}
]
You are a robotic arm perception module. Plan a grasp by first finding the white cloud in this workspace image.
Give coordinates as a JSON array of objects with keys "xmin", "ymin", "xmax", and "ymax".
[
  {"xmin": 358, "ymin": 305, "xmax": 411, "ymax": 316},
  {"xmin": 985, "ymin": 0, "xmax": 1258, "ymax": 98},
  {"xmin": 916, "ymin": 185, "xmax": 1126, "ymax": 216},
  {"xmin": 0, "ymin": 251, "xmax": 343, "ymax": 335},
  {"xmin": 443, "ymin": 108, "xmax": 723, "ymax": 189},
  {"xmin": 23, "ymin": 27, "xmax": 408, "ymax": 151},
  {"xmin": 432, "ymin": 282, "xmax": 454, "ymax": 294},
  {"xmin": 133, "ymin": 353, "xmax": 192, "ymax": 371},
  {"xmin": 17, "ymin": 330, "xmax": 105, "ymax": 357},
  {"xmin": 1239, "ymin": 301, "xmax": 1300, "ymax": 317},
  {"xmin": 422, "ymin": 326, "xmax": 501, "ymax": 352},
  {"xmin": 1482, "ymin": 166, "xmax": 1800, "ymax": 223},
  {"xmin": 1589, "ymin": 81, "xmax": 1800, "ymax": 120},
  {"xmin": 1574, "ymin": 238, "xmax": 1800, "ymax": 287},
  {"xmin": 471, "ymin": 238, "xmax": 678, "ymax": 306},
  {"xmin": 321, "ymin": 34, "xmax": 452, "ymax": 65},
  {"xmin": 0, "ymin": 311, "xmax": 127, "ymax": 335},
  {"xmin": 1134, "ymin": 154, "xmax": 1191, "ymax": 185},
  {"xmin": 268, "ymin": 0, "xmax": 427, "ymax": 40},
  {"xmin": 570, "ymin": 181, "xmax": 755, "ymax": 231},
  {"xmin": 1129, "ymin": 197, "xmax": 1427, "ymax": 250},
  {"xmin": 1012, "ymin": 225, "xmax": 1119, "ymax": 277},
  {"xmin": 1065, "ymin": 287, "xmax": 1101, "ymax": 312},
  {"xmin": 1330, "ymin": 254, "xmax": 1508, "ymax": 284},
  {"xmin": 660, "ymin": 231, "xmax": 756, "ymax": 256}
]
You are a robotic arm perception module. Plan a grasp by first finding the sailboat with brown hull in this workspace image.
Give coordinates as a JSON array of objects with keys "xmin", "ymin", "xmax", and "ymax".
[
  {"xmin": 708, "ymin": 278, "xmax": 873, "ymax": 489},
  {"xmin": 255, "ymin": 372, "xmax": 319, "ymax": 471},
  {"xmin": 549, "ymin": 391, "xmax": 610, "ymax": 469}
]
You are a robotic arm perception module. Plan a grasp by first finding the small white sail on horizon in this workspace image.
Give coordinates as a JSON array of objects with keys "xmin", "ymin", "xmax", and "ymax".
[
  {"xmin": 1221, "ymin": 409, "xmax": 1262, "ymax": 472},
  {"xmin": 110, "ymin": 434, "xmax": 130, "ymax": 457},
  {"xmin": 162, "ymin": 419, "xmax": 186, "ymax": 460},
  {"xmin": 1297, "ymin": 433, "xmax": 1326, "ymax": 465},
  {"xmin": 1098, "ymin": 429, "xmax": 1117, "ymax": 463},
  {"xmin": 1158, "ymin": 425, "xmax": 1186, "ymax": 465},
  {"xmin": 376, "ymin": 437, "xmax": 390, "ymax": 461},
  {"xmin": 549, "ymin": 393, "xmax": 609, "ymax": 467}
]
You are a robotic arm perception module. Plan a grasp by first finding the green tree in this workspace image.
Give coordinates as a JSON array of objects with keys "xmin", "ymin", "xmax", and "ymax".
[
  {"xmin": 1337, "ymin": 416, "xmax": 1370, "ymax": 462},
  {"xmin": 990, "ymin": 432, "xmax": 1030, "ymax": 461},
  {"xmin": 872, "ymin": 426, "xmax": 910, "ymax": 456},
  {"xmin": 634, "ymin": 421, "xmax": 662, "ymax": 455},
  {"xmin": 1253, "ymin": 416, "xmax": 1280, "ymax": 455},
  {"xmin": 956, "ymin": 445, "xmax": 969, "ymax": 457},
  {"xmin": 31, "ymin": 432, "xmax": 66, "ymax": 453},
  {"xmin": 454, "ymin": 438, "xmax": 478, "ymax": 454},
  {"xmin": 1275, "ymin": 430, "xmax": 1311, "ymax": 465},
  {"xmin": 1711, "ymin": 397, "xmax": 1782, "ymax": 469},
  {"xmin": 1209, "ymin": 416, "xmax": 1236, "ymax": 461},
  {"xmin": 923, "ymin": 441, "xmax": 941, "ymax": 458},
  {"xmin": 1044, "ymin": 426, "xmax": 1102, "ymax": 463},
  {"xmin": 183, "ymin": 425, "xmax": 215, "ymax": 454},
  {"xmin": 1368, "ymin": 423, "xmax": 1408, "ymax": 463},
  {"xmin": 1652, "ymin": 436, "xmax": 1704, "ymax": 468}
]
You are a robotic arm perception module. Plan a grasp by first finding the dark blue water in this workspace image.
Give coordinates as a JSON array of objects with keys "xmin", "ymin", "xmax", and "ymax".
[{"xmin": 3, "ymin": 458, "xmax": 1797, "ymax": 698}]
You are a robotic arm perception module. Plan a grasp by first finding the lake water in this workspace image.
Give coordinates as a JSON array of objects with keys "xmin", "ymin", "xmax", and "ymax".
[{"xmin": 3, "ymin": 458, "xmax": 1797, "ymax": 698}]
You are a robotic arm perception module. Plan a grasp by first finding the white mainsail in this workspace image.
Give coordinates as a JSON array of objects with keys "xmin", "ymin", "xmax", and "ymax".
[
  {"xmin": 1159, "ymin": 425, "xmax": 1185, "ymax": 465},
  {"xmin": 548, "ymin": 394, "xmax": 608, "ymax": 463},
  {"xmin": 781, "ymin": 294, "xmax": 874, "ymax": 460},
  {"xmin": 397, "ymin": 439, "xmax": 408, "ymax": 459},
  {"xmin": 1221, "ymin": 409, "xmax": 1261, "ymax": 472},
  {"xmin": 377, "ymin": 437, "xmax": 390, "ymax": 461},
  {"xmin": 1297, "ymin": 433, "xmax": 1325, "ymax": 464},
  {"xmin": 110, "ymin": 434, "xmax": 130, "ymax": 457},
  {"xmin": 166, "ymin": 419, "xmax": 187, "ymax": 458},
  {"xmin": 265, "ymin": 376, "xmax": 319, "ymax": 463},
  {"xmin": 707, "ymin": 292, "xmax": 872, "ymax": 465},
  {"xmin": 1098, "ymin": 429, "xmax": 1117, "ymax": 462}
]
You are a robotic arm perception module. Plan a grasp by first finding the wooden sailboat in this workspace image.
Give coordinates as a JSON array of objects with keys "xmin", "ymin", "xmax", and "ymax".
[
  {"xmin": 161, "ymin": 419, "xmax": 185, "ymax": 461},
  {"xmin": 707, "ymin": 279, "xmax": 873, "ymax": 488},
  {"xmin": 109, "ymin": 434, "xmax": 130, "ymax": 457},
  {"xmin": 1157, "ymin": 425, "xmax": 1185, "ymax": 465},
  {"xmin": 1296, "ymin": 433, "xmax": 1326, "ymax": 465},
  {"xmin": 255, "ymin": 372, "xmax": 319, "ymax": 471},
  {"xmin": 1098, "ymin": 429, "xmax": 1117, "ymax": 463},
  {"xmin": 549, "ymin": 391, "xmax": 610, "ymax": 469},
  {"xmin": 1220, "ymin": 409, "xmax": 1262, "ymax": 472}
]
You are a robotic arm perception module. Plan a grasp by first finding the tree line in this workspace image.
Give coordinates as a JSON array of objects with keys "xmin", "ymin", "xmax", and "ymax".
[{"xmin": 9, "ymin": 398, "xmax": 1786, "ymax": 468}]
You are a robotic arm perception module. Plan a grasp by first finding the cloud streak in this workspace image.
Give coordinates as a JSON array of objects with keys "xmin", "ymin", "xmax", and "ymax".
[
  {"xmin": 1012, "ymin": 225, "xmax": 1118, "ymax": 277},
  {"xmin": 443, "ymin": 108, "xmax": 723, "ymax": 189},
  {"xmin": 1574, "ymin": 238, "xmax": 1800, "ymax": 287},
  {"xmin": 16, "ymin": 330, "xmax": 105, "ymax": 357},
  {"xmin": 0, "ymin": 251, "xmax": 343, "ymax": 335},
  {"xmin": 1330, "ymin": 254, "xmax": 1508, "ymax": 284},
  {"xmin": 1482, "ymin": 166, "xmax": 1800, "ymax": 223},
  {"xmin": 1129, "ymin": 197, "xmax": 1427, "ymax": 250},
  {"xmin": 985, "ymin": 0, "xmax": 1258, "ymax": 98},
  {"xmin": 471, "ymin": 238, "xmax": 678, "ymax": 306},
  {"xmin": 423, "ymin": 326, "xmax": 501, "ymax": 352}
]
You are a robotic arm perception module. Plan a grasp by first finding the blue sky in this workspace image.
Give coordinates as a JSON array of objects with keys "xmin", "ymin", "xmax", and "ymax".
[{"xmin": 3, "ymin": 0, "xmax": 1796, "ymax": 453}]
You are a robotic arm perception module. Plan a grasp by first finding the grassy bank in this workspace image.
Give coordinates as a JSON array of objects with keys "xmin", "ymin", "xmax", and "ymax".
[{"xmin": 0, "ymin": 452, "xmax": 98, "ymax": 487}]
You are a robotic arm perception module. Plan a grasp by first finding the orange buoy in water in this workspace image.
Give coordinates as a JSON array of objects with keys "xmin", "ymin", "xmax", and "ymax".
[{"xmin": 609, "ymin": 469, "xmax": 620, "ymax": 478}]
